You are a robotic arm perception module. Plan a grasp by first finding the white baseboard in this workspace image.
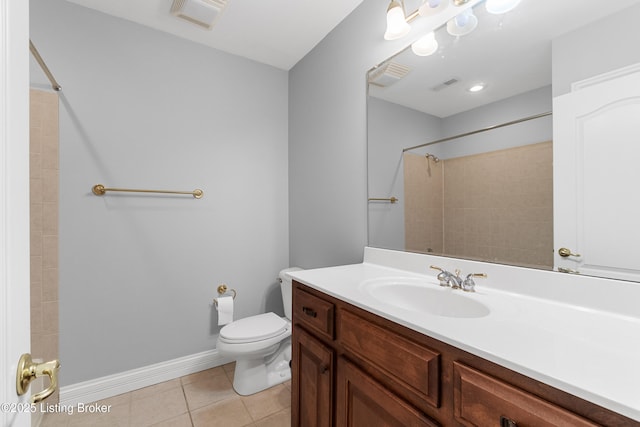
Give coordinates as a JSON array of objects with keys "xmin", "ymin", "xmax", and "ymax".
[{"xmin": 59, "ymin": 349, "xmax": 233, "ymax": 406}]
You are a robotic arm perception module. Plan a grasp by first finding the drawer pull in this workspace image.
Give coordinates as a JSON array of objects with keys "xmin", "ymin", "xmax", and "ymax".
[
  {"xmin": 302, "ymin": 306, "xmax": 317, "ymax": 318},
  {"xmin": 500, "ymin": 416, "xmax": 518, "ymax": 427},
  {"xmin": 320, "ymin": 365, "xmax": 329, "ymax": 374}
]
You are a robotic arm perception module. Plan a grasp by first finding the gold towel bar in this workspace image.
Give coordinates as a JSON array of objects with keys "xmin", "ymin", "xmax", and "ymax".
[
  {"xmin": 92, "ymin": 184, "xmax": 203, "ymax": 199},
  {"xmin": 368, "ymin": 197, "xmax": 399, "ymax": 204}
]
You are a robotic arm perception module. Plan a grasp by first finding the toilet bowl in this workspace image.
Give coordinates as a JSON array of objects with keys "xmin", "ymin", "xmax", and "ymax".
[{"xmin": 216, "ymin": 267, "xmax": 301, "ymax": 396}]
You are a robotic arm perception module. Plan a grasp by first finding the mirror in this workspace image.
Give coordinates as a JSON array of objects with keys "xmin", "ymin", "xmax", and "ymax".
[{"xmin": 367, "ymin": 0, "xmax": 640, "ymax": 280}]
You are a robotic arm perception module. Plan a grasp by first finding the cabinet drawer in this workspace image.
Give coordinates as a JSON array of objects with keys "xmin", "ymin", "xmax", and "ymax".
[
  {"xmin": 293, "ymin": 285, "xmax": 335, "ymax": 341},
  {"xmin": 339, "ymin": 309, "xmax": 440, "ymax": 409},
  {"xmin": 453, "ymin": 362, "xmax": 599, "ymax": 427}
]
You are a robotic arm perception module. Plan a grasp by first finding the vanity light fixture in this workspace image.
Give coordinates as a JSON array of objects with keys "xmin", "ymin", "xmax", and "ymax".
[
  {"xmin": 418, "ymin": 0, "xmax": 449, "ymax": 17},
  {"xmin": 411, "ymin": 32, "xmax": 439, "ymax": 56},
  {"xmin": 485, "ymin": 0, "xmax": 522, "ymax": 14},
  {"xmin": 383, "ymin": 0, "xmax": 522, "ymax": 57},
  {"xmin": 446, "ymin": 8, "xmax": 478, "ymax": 36},
  {"xmin": 384, "ymin": 0, "xmax": 412, "ymax": 40}
]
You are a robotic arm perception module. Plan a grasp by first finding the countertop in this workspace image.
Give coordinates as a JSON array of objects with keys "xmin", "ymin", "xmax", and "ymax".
[{"xmin": 288, "ymin": 248, "xmax": 640, "ymax": 422}]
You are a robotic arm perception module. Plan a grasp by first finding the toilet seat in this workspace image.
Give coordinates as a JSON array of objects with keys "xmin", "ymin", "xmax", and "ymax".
[{"xmin": 220, "ymin": 312, "xmax": 288, "ymax": 344}]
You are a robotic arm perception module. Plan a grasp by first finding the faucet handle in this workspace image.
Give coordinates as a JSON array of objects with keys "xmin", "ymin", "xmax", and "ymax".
[
  {"xmin": 430, "ymin": 265, "xmax": 451, "ymax": 287},
  {"xmin": 462, "ymin": 273, "xmax": 487, "ymax": 292}
]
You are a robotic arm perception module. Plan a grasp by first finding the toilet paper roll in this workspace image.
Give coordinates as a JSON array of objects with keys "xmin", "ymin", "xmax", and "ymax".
[{"xmin": 216, "ymin": 296, "xmax": 234, "ymax": 326}]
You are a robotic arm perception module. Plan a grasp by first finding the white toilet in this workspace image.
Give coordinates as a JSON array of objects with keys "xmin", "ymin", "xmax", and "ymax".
[{"xmin": 216, "ymin": 267, "xmax": 301, "ymax": 396}]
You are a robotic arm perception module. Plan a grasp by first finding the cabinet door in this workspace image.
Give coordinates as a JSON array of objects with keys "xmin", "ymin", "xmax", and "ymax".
[
  {"xmin": 336, "ymin": 357, "xmax": 439, "ymax": 427},
  {"xmin": 292, "ymin": 326, "xmax": 334, "ymax": 427}
]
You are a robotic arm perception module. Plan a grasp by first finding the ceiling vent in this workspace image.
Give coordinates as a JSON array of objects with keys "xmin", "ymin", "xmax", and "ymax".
[
  {"xmin": 368, "ymin": 62, "xmax": 411, "ymax": 87},
  {"xmin": 431, "ymin": 77, "xmax": 460, "ymax": 92},
  {"xmin": 171, "ymin": 0, "xmax": 228, "ymax": 30}
]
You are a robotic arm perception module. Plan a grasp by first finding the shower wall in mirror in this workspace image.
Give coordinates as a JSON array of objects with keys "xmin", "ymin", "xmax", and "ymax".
[
  {"xmin": 404, "ymin": 141, "xmax": 552, "ymax": 269},
  {"xmin": 367, "ymin": 0, "xmax": 640, "ymax": 280}
]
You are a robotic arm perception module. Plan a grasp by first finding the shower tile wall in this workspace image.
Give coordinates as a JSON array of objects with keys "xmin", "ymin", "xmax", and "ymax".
[
  {"xmin": 30, "ymin": 89, "xmax": 60, "ymax": 403},
  {"xmin": 404, "ymin": 154, "xmax": 444, "ymax": 254},
  {"xmin": 404, "ymin": 141, "xmax": 553, "ymax": 269}
]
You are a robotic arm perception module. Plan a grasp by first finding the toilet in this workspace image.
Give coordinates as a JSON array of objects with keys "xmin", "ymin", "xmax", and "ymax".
[{"xmin": 216, "ymin": 267, "xmax": 301, "ymax": 395}]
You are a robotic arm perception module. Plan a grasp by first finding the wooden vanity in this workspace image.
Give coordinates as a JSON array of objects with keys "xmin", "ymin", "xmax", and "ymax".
[{"xmin": 291, "ymin": 281, "xmax": 639, "ymax": 426}]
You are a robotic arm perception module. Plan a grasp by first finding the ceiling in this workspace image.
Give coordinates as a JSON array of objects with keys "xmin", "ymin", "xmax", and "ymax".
[
  {"xmin": 65, "ymin": 0, "xmax": 365, "ymax": 70},
  {"xmin": 369, "ymin": 0, "xmax": 640, "ymax": 118}
]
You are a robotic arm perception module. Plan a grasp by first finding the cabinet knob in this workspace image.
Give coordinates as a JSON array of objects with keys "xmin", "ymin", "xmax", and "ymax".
[
  {"xmin": 320, "ymin": 365, "xmax": 329, "ymax": 374},
  {"xmin": 500, "ymin": 416, "xmax": 518, "ymax": 427}
]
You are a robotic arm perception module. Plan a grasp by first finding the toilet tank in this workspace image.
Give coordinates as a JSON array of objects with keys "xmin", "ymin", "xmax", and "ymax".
[{"xmin": 279, "ymin": 267, "xmax": 302, "ymax": 320}]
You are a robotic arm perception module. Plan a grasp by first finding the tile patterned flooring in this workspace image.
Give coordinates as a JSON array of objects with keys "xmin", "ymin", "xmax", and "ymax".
[{"xmin": 40, "ymin": 363, "xmax": 291, "ymax": 427}]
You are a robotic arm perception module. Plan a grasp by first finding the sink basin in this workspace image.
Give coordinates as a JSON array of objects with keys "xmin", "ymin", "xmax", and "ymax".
[{"xmin": 359, "ymin": 277, "xmax": 490, "ymax": 318}]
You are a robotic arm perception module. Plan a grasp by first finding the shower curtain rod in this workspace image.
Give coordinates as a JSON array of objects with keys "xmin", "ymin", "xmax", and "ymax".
[
  {"xmin": 29, "ymin": 40, "xmax": 62, "ymax": 91},
  {"xmin": 402, "ymin": 111, "xmax": 552, "ymax": 153}
]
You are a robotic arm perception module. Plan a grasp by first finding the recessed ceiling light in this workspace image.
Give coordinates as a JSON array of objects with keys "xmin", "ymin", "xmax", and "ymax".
[{"xmin": 468, "ymin": 84, "xmax": 485, "ymax": 92}]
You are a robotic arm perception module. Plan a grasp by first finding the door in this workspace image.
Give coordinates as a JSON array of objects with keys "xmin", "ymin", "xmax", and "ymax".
[
  {"xmin": 553, "ymin": 64, "xmax": 640, "ymax": 281},
  {"xmin": 2, "ymin": 1, "xmax": 32, "ymax": 426}
]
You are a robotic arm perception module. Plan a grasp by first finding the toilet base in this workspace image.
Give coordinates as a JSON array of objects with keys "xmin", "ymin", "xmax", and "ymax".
[{"xmin": 232, "ymin": 339, "xmax": 292, "ymax": 396}]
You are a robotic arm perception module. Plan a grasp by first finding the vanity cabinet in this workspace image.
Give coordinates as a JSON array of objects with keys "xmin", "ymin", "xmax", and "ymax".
[{"xmin": 291, "ymin": 281, "xmax": 639, "ymax": 427}]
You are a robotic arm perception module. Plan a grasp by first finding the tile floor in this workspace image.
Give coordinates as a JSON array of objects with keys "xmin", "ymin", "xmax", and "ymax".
[{"xmin": 39, "ymin": 363, "xmax": 291, "ymax": 427}]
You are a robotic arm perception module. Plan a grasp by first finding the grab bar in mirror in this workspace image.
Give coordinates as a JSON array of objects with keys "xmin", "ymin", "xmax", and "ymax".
[
  {"xmin": 92, "ymin": 184, "xmax": 203, "ymax": 199},
  {"xmin": 368, "ymin": 197, "xmax": 399, "ymax": 204}
]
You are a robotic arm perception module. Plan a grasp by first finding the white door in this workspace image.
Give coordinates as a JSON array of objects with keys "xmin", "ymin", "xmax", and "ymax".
[
  {"xmin": 553, "ymin": 64, "xmax": 640, "ymax": 281},
  {"xmin": 1, "ymin": 0, "xmax": 32, "ymax": 426}
]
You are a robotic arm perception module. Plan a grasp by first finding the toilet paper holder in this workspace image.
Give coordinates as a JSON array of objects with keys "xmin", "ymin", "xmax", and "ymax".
[{"xmin": 213, "ymin": 284, "xmax": 237, "ymax": 307}]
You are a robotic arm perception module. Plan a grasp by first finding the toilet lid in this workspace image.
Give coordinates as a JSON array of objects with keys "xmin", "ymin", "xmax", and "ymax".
[{"xmin": 220, "ymin": 312, "xmax": 288, "ymax": 343}]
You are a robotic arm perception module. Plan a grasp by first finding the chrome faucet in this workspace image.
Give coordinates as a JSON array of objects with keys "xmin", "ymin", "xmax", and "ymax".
[
  {"xmin": 430, "ymin": 265, "xmax": 453, "ymax": 287},
  {"xmin": 461, "ymin": 273, "xmax": 487, "ymax": 292},
  {"xmin": 430, "ymin": 266, "xmax": 461, "ymax": 288},
  {"xmin": 447, "ymin": 269, "xmax": 463, "ymax": 289},
  {"xmin": 430, "ymin": 266, "xmax": 487, "ymax": 292}
]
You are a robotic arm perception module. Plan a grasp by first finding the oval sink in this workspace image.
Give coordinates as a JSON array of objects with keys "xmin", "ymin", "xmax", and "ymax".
[{"xmin": 359, "ymin": 277, "xmax": 490, "ymax": 318}]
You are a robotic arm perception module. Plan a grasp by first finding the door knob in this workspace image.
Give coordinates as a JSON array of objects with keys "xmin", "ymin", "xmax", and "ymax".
[
  {"xmin": 16, "ymin": 353, "xmax": 60, "ymax": 403},
  {"xmin": 558, "ymin": 247, "xmax": 581, "ymax": 258}
]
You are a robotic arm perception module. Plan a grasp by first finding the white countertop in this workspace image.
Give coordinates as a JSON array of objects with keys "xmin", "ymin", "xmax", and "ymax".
[{"xmin": 289, "ymin": 248, "xmax": 640, "ymax": 422}]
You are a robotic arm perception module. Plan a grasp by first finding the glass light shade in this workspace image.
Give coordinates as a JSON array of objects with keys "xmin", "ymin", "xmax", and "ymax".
[
  {"xmin": 418, "ymin": 0, "xmax": 448, "ymax": 17},
  {"xmin": 384, "ymin": 2, "xmax": 411, "ymax": 40},
  {"xmin": 485, "ymin": 0, "xmax": 521, "ymax": 14},
  {"xmin": 446, "ymin": 9, "xmax": 478, "ymax": 36},
  {"xmin": 411, "ymin": 32, "xmax": 438, "ymax": 56}
]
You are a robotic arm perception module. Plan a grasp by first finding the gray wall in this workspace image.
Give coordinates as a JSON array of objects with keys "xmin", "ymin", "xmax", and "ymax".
[
  {"xmin": 552, "ymin": 3, "xmax": 640, "ymax": 97},
  {"xmin": 31, "ymin": 0, "xmax": 289, "ymax": 385},
  {"xmin": 288, "ymin": 1, "xmax": 411, "ymax": 269},
  {"xmin": 367, "ymin": 97, "xmax": 442, "ymax": 251}
]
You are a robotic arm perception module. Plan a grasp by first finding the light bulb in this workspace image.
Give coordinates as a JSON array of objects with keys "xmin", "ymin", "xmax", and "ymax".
[
  {"xmin": 419, "ymin": 0, "xmax": 448, "ymax": 17},
  {"xmin": 384, "ymin": 1, "xmax": 411, "ymax": 40},
  {"xmin": 485, "ymin": 0, "xmax": 521, "ymax": 14},
  {"xmin": 411, "ymin": 32, "xmax": 438, "ymax": 56},
  {"xmin": 446, "ymin": 9, "xmax": 477, "ymax": 36}
]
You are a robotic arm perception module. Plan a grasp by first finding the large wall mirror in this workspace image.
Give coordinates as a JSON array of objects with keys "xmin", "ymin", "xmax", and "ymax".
[{"xmin": 367, "ymin": 0, "xmax": 640, "ymax": 282}]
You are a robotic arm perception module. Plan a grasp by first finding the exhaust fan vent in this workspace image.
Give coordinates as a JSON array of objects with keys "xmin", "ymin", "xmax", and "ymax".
[
  {"xmin": 171, "ymin": 0, "xmax": 228, "ymax": 30},
  {"xmin": 368, "ymin": 62, "xmax": 411, "ymax": 87},
  {"xmin": 431, "ymin": 77, "xmax": 460, "ymax": 92}
]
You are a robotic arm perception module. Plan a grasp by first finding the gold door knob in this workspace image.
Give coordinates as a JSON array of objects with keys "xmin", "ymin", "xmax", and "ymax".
[
  {"xmin": 16, "ymin": 353, "xmax": 60, "ymax": 403},
  {"xmin": 558, "ymin": 247, "xmax": 581, "ymax": 258}
]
